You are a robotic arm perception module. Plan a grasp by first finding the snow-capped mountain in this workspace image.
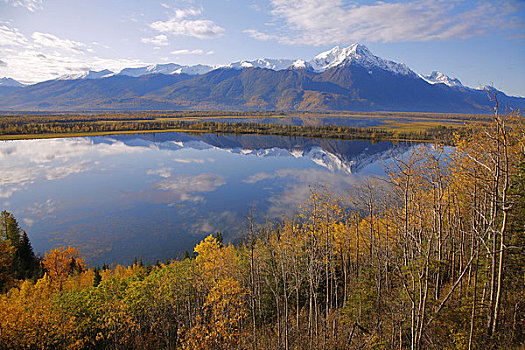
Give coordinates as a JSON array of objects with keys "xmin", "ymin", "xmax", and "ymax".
[
  {"xmin": 0, "ymin": 77, "xmax": 25, "ymax": 87},
  {"xmin": 118, "ymin": 63, "xmax": 180, "ymax": 77},
  {"xmin": 222, "ymin": 43, "xmax": 416, "ymax": 76},
  {"xmin": 22, "ymin": 43, "xmax": 453, "ymax": 85},
  {"xmin": 224, "ymin": 58, "xmax": 295, "ymax": 71},
  {"xmin": 117, "ymin": 63, "xmax": 213, "ymax": 77},
  {"xmin": 173, "ymin": 64, "xmax": 214, "ymax": 75},
  {"xmin": 59, "ymin": 69, "xmax": 114, "ymax": 80},
  {"xmin": 476, "ymin": 85, "xmax": 500, "ymax": 93},
  {"xmin": 289, "ymin": 59, "xmax": 311, "ymax": 70},
  {"xmin": 422, "ymin": 71, "xmax": 464, "ymax": 88},
  {"xmin": 2, "ymin": 42, "xmax": 523, "ymax": 112},
  {"xmin": 308, "ymin": 43, "xmax": 416, "ymax": 76}
]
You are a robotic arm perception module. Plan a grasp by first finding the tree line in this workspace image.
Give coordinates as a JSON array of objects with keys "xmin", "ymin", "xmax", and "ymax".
[
  {"xmin": 0, "ymin": 108, "xmax": 523, "ymax": 349},
  {"xmin": 0, "ymin": 118, "xmax": 460, "ymax": 143}
]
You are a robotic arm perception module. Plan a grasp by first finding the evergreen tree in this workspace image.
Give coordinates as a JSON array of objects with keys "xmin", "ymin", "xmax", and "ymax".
[
  {"xmin": 14, "ymin": 231, "xmax": 39, "ymax": 280},
  {"xmin": 93, "ymin": 267, "xmax": 102, "ymax": 287},
  {"xmin": 214, "ymin": 231, "xmax": 223, "ymax": 247},
  {"xmin": 1, "ymin": 212, "xmax": 40, "ymax": 280}
]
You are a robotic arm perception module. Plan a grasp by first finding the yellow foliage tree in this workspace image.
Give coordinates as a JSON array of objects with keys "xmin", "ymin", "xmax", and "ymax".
[
  {"xmin": 183, "ymin": 277, "xmax": 248, "ymax": 350},
  {"xmin": 194, "ymin": 234, "xmax": 238, "ymax": 285}
]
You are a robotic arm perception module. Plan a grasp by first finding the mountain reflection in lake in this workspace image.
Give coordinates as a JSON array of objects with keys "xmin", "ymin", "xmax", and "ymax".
[{"xmin": 0, "ymin": 132, "xmax": 412, "ymax": 265}]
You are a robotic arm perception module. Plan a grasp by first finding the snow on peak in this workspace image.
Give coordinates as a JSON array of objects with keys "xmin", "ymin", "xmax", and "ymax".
[
  {"xmin": 309, "ymin": 43, "xmax": 415, "ymax": 76},
  {"xmin": 118, "ymin": 63, "xmax": 213, "ymax": 77},
  {"xmin": 476, "ymin": 84, "xmax": 499, "ymax": 92},
  {"xmin": 289, "ymin": 59, "xmax": 311, "ymax": 70},
  {"xmin": 118, "ymin": 63, "xmax": 182, "ymax": 77},
  {"xmin": 59, "ymin": 69, "xmax": 114, "ymax": 80},
  {"xmin": 224, "ymin": 58, "xmax": 295, "ymax": 71},
  {"xmin": 173, "ymin": 64, "xmax": 214, "ymax": 75},
  {"xmin": 422, "ymin": 71, "xmax": 464, "ymax": 87},
  {"xmin": 0, "ymin": 77, "xmax": 25, "ymax": 87}
]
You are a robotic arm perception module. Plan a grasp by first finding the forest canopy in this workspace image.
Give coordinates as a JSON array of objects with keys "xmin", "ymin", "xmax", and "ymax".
[{"xmin": 0, "ymin": 108, "xmax": 523, "ymax": 349}]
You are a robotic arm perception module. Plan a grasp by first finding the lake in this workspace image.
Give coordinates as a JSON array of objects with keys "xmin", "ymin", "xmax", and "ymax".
[{"xmin": 0, "ymin": 132, "xmax": 412, "ymax": 265}]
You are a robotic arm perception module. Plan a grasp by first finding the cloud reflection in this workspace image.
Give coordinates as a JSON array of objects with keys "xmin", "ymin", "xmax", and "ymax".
[
  {"xmin": 173, "ymin": 157, "xmax": 208, "ymax": 164},
  {"xmin": 147, "ymin": 167, "xmax": 172, "ymax": 178},
  {"xmin": 157, "ymin": 174, "xmax": 226, "ymax": 193},
  {"xmin": 124, "ymin": 173, "xmax": 226, "ymax": 206},
  {"xmin": 26, "ymin": 199, "xmax": 57, "ymax": 217},
  {"xmin": 245, "ymin": 168, "xmax": 369, "ymax": 219},
  {"xmin": 0, "ymin": 137, "xmax": 150, "ymax": 198}
]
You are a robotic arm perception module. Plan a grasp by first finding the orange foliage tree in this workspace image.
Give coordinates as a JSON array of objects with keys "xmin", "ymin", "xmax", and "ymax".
[{"xmin": 43, "ymin": 246, "xmax": 86, "ymax": 289}]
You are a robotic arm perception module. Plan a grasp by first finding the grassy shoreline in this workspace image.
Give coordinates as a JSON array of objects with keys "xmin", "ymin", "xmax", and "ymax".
[
  {"xmin": 0, "ymin": 111, "xmax": 476, "ymax": 142},
  {"xmin": 0, "ymin": 128, "xmax": 206, "ymax": 140}
]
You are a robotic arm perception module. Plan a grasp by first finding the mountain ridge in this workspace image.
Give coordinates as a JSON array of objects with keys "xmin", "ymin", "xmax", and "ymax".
[{"xmin": 1, "ymin": 44, "xmax": 523, "ymax": 112}]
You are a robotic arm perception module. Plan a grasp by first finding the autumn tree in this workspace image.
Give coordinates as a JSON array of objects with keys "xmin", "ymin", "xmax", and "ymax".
[
  {"xmin": 183, "ymin": 277, "xmax": 248, "ymax": 350},
  {"xmin": 43, "ymin": 246, "xmax": 86, "ymax": 290}
]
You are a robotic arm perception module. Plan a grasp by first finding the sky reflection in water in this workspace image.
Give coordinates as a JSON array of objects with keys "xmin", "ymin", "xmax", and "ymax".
[{"xmin": 0, "ymin": 132, "xmax": 410, "ymax": 265}]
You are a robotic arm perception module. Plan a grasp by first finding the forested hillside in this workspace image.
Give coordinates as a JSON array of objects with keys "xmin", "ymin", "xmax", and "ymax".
[
  {"xmin": 0, "ymin": 109, "xmax": 523, "ymax": 349},
  {"xmin": 1, "ymin": 65, "xmax": 524, "ymax": 113}
]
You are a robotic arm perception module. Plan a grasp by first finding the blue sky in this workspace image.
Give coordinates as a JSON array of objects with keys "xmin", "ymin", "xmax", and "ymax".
[{"xmin": 1, "ymin": 0, "xmax": 524, "ymax": 96}]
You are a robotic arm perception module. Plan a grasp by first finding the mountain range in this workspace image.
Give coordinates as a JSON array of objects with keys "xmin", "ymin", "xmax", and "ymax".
[{"xmin": 1, "ymin": 43, "xmax": 523, "ymax": 113}]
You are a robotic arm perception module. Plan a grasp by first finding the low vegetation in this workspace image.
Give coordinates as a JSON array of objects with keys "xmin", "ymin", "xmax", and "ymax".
[{"xmin": 0, "ymin": 107, "xmax": 523, "ymax": 349}]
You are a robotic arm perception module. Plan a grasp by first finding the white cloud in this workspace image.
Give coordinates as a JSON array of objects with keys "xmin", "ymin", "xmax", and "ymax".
[
  {"xmin": 150, "ymin": 7, "xmax": 225, "ymax": 39},
  {"xmin": 249, "ymin": 0, "xmax": 525, "ymax": 45},
  {"xmin": 174, "ymin": 7, "xmax": 202, "ymax": 19},
  {"xmin": 31, "ymin": 32, "xmax": 86, "ymax": 53},
  {"xmin": 3, "ymin": 0, "xmax": 43, "ymax": 12},
  {"xmin": 151, "ymin": 19, "xmax": 225, "ymax": 39},
  {"xmin": 0, "ymin": 23, "xmax": 148, "ymax": 84},
  {"xmin": 170, "ymin": 49, "xmax": 204, "ymax": 55},
  {"xmin": 0, "ymin": 48, "xmax": 147, "ymax": 84},
  {"xmin": 0, "ymin": 23, "xmax": 29, "ymax": 46},
  {"xmin": 173, "ymin": 157, "xmax": 207, "ymax": 163},
  {"xmin": 141, "ymin": 34, "xmax": 169, "ymax": 46},
  {"xmin": 243, "ymin": 29, "xmax": 279, "ymax": 42}
]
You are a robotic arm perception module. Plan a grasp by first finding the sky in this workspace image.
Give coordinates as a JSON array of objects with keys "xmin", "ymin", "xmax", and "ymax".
[{"xmin": 1, "ymin": 0, "xmax": 524, "ymax": 96}]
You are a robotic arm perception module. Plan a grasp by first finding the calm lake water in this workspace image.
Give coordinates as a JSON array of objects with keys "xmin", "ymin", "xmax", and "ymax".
[{"xmin": 1, "ymin": 132, "xmax": 412, "ymax": 265}]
